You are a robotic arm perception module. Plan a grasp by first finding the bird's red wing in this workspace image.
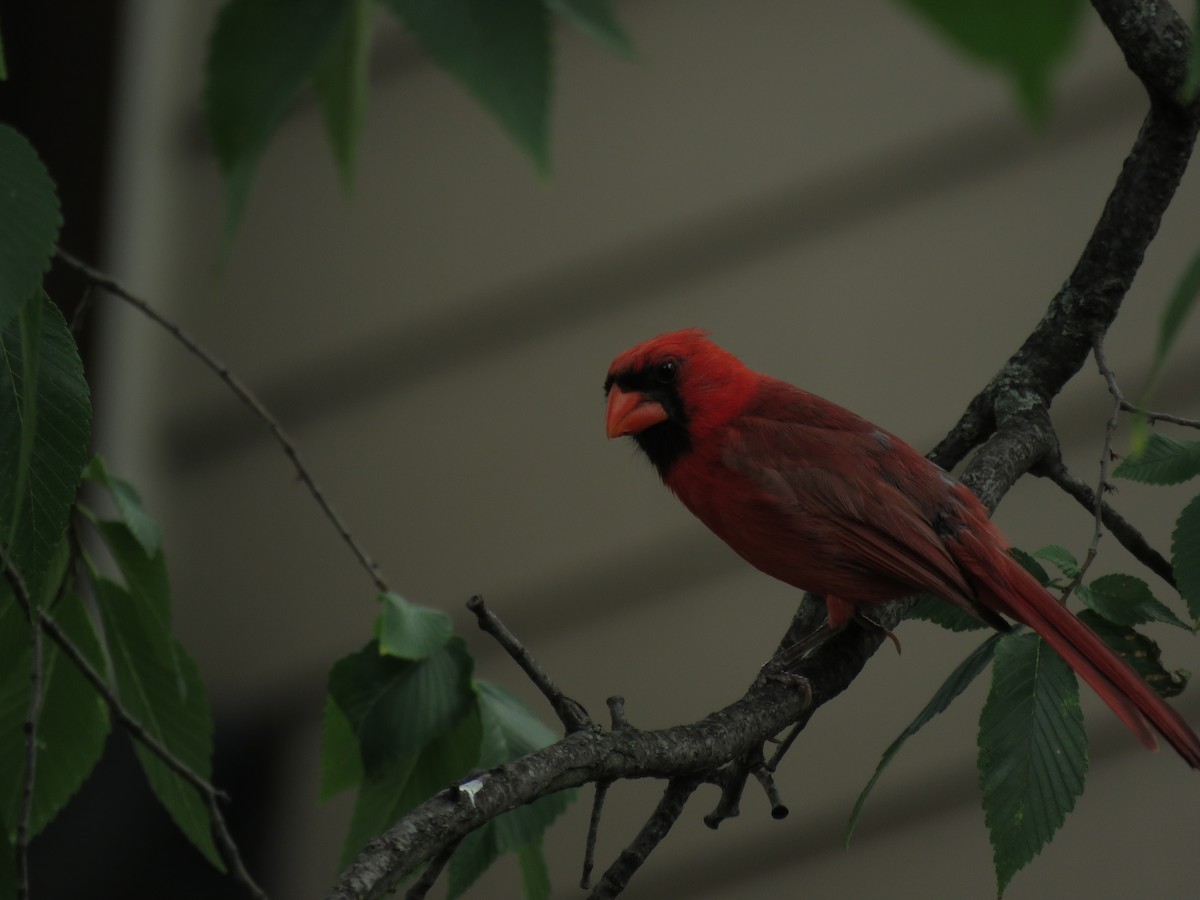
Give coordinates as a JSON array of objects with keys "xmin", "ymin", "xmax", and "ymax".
[{"xmin": 719, "ymin": 417, "xmax": 1006, "ymax": 628}]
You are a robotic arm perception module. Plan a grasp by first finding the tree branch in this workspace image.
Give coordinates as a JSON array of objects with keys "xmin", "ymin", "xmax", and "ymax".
[{"xmin": 328, "ymin": 3, "xmax": 1200, "ymax": 896}]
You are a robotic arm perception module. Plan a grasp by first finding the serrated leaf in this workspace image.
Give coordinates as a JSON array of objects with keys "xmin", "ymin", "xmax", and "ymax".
[
  {"xmin": 1009, "ymin": 547, "xmax": 1051, "ymax": 585},
  {"xmin": 898, "ymin": 0, "xmax": 1085, "ymax": 122},
  {"xmin": 376, "ymin": 592, "xmax": 453, "ymax": 661},
  {"xmin": 83, "ymin": 457, "xmax": 163, "ymax": 557},
  {"xmin": 384, "ymin": 0, "xmax": 552, "ymax": 172},
  {"xmin": 318, "ymin": 695, "xmax": 363, "ymax": 803},
  {"xmin": 1113, "ymin": 433, "xmax": 1200, "ymax": 486},
  {"xmin": 1076, "ymin": 573, "xmax": 1190, "ymax": 630},
  {"xmin": 548, "ymin": 0, "xmax": 635, "ymax": 58},
  {"xmin": 477, "ymin": 681, "xmax": 573, "ymax": 854},
  {"xmin": 204, "ymin": 0, "xmax": 347, "ymax": 242},
  {"xmin": 92, "ymin": 519, "xmax": 171, "ymax": 628},
  {"xmin": 0, "ymin": 126, "xmax": 61, "ymax": 328},
  {"xmin": 314, "ymin": 0, "xmax": 373, "ymax": 191},
  {"xmin": 516, "ymin": 838, "xmax": 551, "ymax": 900},
  {"xmin": 978, "ymin": 633, "xmax": 1087, "ymax": 896},
  {"xmin": 1172, "ymin": 495, "xmax": 1200, "ymax": 624},
  {"xmin": 905, "ymin": 593, "xmax": 989, "ymax": 631},
  {"xmin": 93, "ymin": 576, "xmax": 222, "ymax": 869},
  {"xmin": 329, "ymin": 637, "xmax": 474, "ymax": 777},
  {"xmin": 846, "ymin": 634, "xmax": 1001, "ymax": 845},
  {"xmin": 1078, "ymin": 610, "xmax": 1188, "ymax": 699},
  {"xmin": 0, "ymin": 293, "xmax": 91, "ymax": 603},
  {"xmin": 1033, "ymin": 544, "xmax": 1079, "ymax": 579},
  {"xmin": 0, "ymin": 578, "xmax": 110, "ymax": 844},
  {"xmin": 338, "ymin": 705, "xmax": 481, "ymax": 871}
]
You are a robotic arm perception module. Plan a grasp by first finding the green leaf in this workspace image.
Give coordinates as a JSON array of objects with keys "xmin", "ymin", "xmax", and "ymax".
[
  {"xmin": 1009, "ymin": 547, "xmax": 1051, "ymax": 585},
  {"xmin": 1078, "ymin": 610, "xmax": 1189, "ymax": 699},
  {"xmin": 93, "ymin": 576, "xmax": 222, "ymax": 870},
  {"xmin": 978, "ymin": 633, "xmax": 1087, "ymax": 896},
  {"xmin": 0, "ymin": 22, "xmax": 8, "ymax": 81},
  {"xmin": 384, "ymin": 0, "xmax": 552, "ymax": 172},
  {"xmin": 548, "ymin": 0, "xmax": 635, "ymax": 58},
  {"xmin": 338, "ymin": 704, "xmax": 481, "ymax": 871},
  {"xmin": 447, "ymin": 816, "xmax": 499, "ymax": 899},
  {"xmin": 1075, "ymin": 573, "xmax": 1190, "ymax": 630},
  {"xmin": 1172, "ymin": 494, "xmax": 1200, "ymax": 624},
  {"xmin": 83, "ymin": 457, "xmax": 163, "ymax": 557},
  {"xmin": 846, "ymin": 634, "xmax": 1001, "ymax": 845},
  {"xmin": 0, "ymin": 293, "xmax": 91, "ymax": 603},
  {"xmin": 516, "ymin": 838, "xmax": 551, "ymax": 900},
  {"xmin": 329, "ymin": 637, "xmax": 474, "ymax": 777},
  {"xmin": 898, "ymin": 0, "xmax": 1085, "ymax": 122},
  {"xmin": 0, "ymin": 127, "xmax": 61, "ymax": 328},
  {"xmin": 1032, "ymin": 544, "xmax": 1079, "ymax": 580},
  {"xmin": 376, "ymin": 592, "xmax": 453, "ymax": 661},
  {"xmin": 0, "ymin": 589, "xmax": 111, "ymax": 841},
  {"xmin": 1184, "ymin": 4, "xmax": 1200, "ymax": 102},
  {"xmin": 1113, "ymin": 433, "xmax": 1200, "ymax": 486},
  {"xmin": 314, "ymin": 0, "xmax": 373, "ymax": 191},
  {"xmin": 905, "ymin": 594, "xmax": 988, "ymax": 632},
  {"xmin": 204, "ymin": 0, "xmax": 347, "ymax": 242},
  {"xmin": 91, "ymin": 519, "xmax": 171, "ymax": 628},
  {"xmin": 318, "ymin": 695, "xmax": 363, "ymax": 803}
]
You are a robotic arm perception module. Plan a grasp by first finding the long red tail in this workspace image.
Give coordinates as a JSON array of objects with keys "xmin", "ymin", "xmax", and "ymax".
[{"xmin": 953, "ymin": 530, "xmax": 1200, "ymax": 769}]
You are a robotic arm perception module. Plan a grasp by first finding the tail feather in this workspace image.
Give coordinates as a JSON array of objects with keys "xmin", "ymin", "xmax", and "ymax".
[{"xmin": 953, "ymin": 530, "xmax": 1200, "ymax": 769}]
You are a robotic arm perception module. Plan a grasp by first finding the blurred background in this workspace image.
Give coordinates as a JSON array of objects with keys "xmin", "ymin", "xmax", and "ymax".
[{"xmin": 4, "ymin": 0, "xmax": 1199, "ymax": 897}]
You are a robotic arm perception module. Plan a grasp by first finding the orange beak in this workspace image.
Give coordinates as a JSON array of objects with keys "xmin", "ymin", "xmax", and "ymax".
[{"xmin": 606, "ymin": 386, "xmax": 668, "ymax": 439}]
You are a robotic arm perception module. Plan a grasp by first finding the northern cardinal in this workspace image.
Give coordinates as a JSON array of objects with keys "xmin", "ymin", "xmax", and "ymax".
[{"xmin": 604, "ymin": 328, "xmax": 1200, "ymax": 768}]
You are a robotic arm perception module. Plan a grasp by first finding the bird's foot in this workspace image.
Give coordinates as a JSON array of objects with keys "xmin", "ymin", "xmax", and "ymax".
[
  {"xmin": 856, "ymin": 612, "xmax": 902, "ymax": 655},
  {"xmin": 755, "ymin": 661, "xmax": 813, "ymax": 710}
]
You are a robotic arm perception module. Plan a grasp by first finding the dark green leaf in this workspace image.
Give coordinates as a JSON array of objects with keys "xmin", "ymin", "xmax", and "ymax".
[
  {"xmin": 205, "ymin": 0, "xmax": 347, "ymax": 241},
  {"xmin": 905, "ymin": 594, "xmax": 988, "ymax": 631},
  {"xmin": 0, "ymin": 23, "xmax": 7, "ymax": 81},
  {"xmin": 548, "ymin": 0, "xmax": 635, "ymax": 58},
  {"xmin": 0, "ymin": 127, "xmax": 61, "ymax": 327},
  {"xmin": 314, "ymin": 0, "xmax": 373, "ymax": 190},
  {"xmin": 1184, "ymin": 5, "xmax": 1200, "ymax": 102},
  {"xmin": 92, "ymin": 519, "xmax": 171, "ymax": 628},
  {"xmin": 0, "ymin": 830, "xmax": 12, "ymax": 900},
  {"xmin": 476, "ymin": 681, "xmax": 573, "ymax": 854},
  {"xmin": 376, "ymin": 592, "xmax": 453, "ymax": 661},
  {"xmin": 83, "ymin": 457, "xmax": 163, "ymax": 557},
  {"xmin": 898, "ymin": 0, "xmax": 1085, "ymax": 122},
  {"xmin": 0, "ymin": 590, "xmax": 111, "ymax": 841},
  {"xmin": 978, "ymin": 633, "xmax": 1087, "ymax": 896},
  {"xmin": 1033, "ymin": 544, "xmax": 1079, "ymax": 580},
  {"xmin": 516, "ymin": 838, "xmax": 551, "ymax": 900},
  {"xmin": 93, "ymin": 576, "xmax": 222, "ymax": 869},
  {"xmin": 338, "ymin": 705, "xmax": 481, "ymax": 871},
  {"xmin": 1009, "ymin": 547, "xmax": 1051, "ymax": 585},
  {"xmin": 846, "ymin": 634, "xmax": 1000, "ymax": 845},
  {"xmin": 1172, "ymin": 495, "xmax": 1200, "ymax": 624},
  {"xmin": 384, "ymin": 0, "xmax": 552, "ymax": 172},
  {"xmin": 318, "ymin": 695, "xmax": 363, "ymax": 803},
  {"xmin": 329, "ymin": 637, "xmax": 474, "ymax": 776},
  {"xmin": 1078, "ymin": 610, "xmax": 1188, "ymax": 699},
  {"xmin": 447, "ymin": 816, "xmax": 499, "ymax": 899},
  {"xmin": 0, "ymin": 293, "xmax": 91, "ymax": 603},
  {"xmin": 1075, "ymin": 573, "xmax": 1190, "ymax": 630},
  {"xmin": 1113, "ymin": 433, "xmax": 1200, "ymax": 486}
]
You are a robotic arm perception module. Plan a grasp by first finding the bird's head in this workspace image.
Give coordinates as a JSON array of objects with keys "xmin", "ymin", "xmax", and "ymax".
[{"xmin": 604, "ymin": 328, "xmax": 757, "ymax": 473}]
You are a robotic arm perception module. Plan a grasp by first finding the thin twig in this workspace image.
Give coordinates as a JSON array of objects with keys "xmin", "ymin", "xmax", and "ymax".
[
  {"xmin": 588, "ymin": 776, "xmax": 702, "ymax": 899},
  {"xmin": 580, "ymin": 780, "xmax": 611, "ymax": 889},
  {"xmin": 69, "ymin": 283, "xmax": 96, "ymax": 335},
  {"xmin": 466, "ymin": 596, "xmax": 592, "ymax": 732},
  {"xmin": 1036, "ymin": 454, "xmax": 1176, "ymax": 586},
  {"xmin": 750, "ymin": 764, "xmax": 788, "ymax": 820},
  {"xmin": 0, "ymin": 554, "xmax": 267, "ymax": 899},
  {"xmin": 15, "ymin": 586, "xmax": 44, "ymax": 900},
  {"xmin": 54, "ymin": 248, "xmax": 389, "ymax": 595},
  {"xmin": 404, "ymin": 837, "xmax": 461, "ymax": 900}
]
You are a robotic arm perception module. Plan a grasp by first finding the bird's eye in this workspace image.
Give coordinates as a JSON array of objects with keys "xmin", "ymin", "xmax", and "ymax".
[{"xmin": 655, "ymin": 359, "xmax": 678, "ymax": 384}]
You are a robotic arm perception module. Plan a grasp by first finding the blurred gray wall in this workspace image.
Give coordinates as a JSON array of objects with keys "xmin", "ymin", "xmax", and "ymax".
[{"xmin": 95, "ymin": 1, "xmax": 1200, "ymax": 897}]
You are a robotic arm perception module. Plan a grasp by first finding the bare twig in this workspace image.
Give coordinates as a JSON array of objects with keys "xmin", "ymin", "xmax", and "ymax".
[
  {"xmin": 403, "ymin": 837, "xmax": 461, "ymax": 900},
  {"xmin": 580, "ymin": 780, "xmax": 612, "ymax": 889},
  {"xmin": 466, "ymin": 596, "xmax": 592, "ymax": 732},
  {"xmin": 15, "ymin": 586, "xmax": 44, "ymax": 900},
  {"xmin": 54, "ymin": 248, "xmax": 389, "ymax": 596},
  {"xmin": 587, "ymin": 776, "xmax": 703, "ymax": 900},
  {"xmin": 0, "ymin": 554, "xmax": 266, "ymax": 900}
]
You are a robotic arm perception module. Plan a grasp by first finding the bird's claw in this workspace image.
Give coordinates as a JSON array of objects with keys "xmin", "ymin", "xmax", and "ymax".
[{"xmin": 755, "ymin": 662, "xmax": 813, "ymax": 710}]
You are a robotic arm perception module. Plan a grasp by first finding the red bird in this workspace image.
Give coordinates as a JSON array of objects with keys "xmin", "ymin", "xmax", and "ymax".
[{"xmin": 604, "ymin": 328, "xmax": 1200, "ymax": 767}]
